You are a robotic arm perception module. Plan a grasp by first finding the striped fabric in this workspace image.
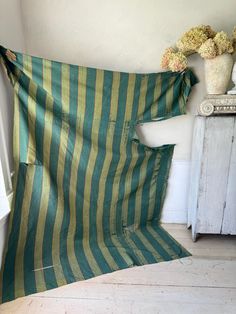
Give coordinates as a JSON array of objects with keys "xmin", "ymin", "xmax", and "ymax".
[{"xmin": 0, "ymin": 45, "xmax": 197, "ymax": 303}]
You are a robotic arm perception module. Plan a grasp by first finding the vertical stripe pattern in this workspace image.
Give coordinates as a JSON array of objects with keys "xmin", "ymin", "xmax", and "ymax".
[{"xmin": 0, "ymin": 46, "xmax": 197, "ymax": 303}]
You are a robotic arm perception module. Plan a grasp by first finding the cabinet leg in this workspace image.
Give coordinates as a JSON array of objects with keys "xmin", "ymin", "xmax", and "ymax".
[{"xmin": 192, "ymin": 231, "xmax": 199, "ymax": 242}]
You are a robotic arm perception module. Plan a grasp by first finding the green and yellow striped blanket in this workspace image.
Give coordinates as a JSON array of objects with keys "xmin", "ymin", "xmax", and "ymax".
[{"xmin": 0, "ymin": 45, "xmax": 197, "ymax": 303}]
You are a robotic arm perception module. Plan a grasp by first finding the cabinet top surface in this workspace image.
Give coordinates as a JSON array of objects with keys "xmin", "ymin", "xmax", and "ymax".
[{"xmin": 205, "ymin": 94, "xmax": 236, "ymax": 100}]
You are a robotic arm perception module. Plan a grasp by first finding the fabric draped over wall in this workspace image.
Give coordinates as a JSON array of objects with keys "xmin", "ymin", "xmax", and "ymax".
[{"xmin": 0, "ymin": 45, "xmax": 197, "ymax": 303}]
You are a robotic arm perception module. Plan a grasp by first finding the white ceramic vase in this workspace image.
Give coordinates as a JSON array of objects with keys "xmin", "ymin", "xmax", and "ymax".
[{"xmin": 205, "ymin": 53, "xmax": 234, "ymax": 94}]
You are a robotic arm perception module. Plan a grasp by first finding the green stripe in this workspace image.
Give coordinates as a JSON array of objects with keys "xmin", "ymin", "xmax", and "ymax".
[
  {"xmin": 172, "ymin": 75, "xmax": 183, "ymax": 117},
  {"xmin": 126, "ymin": 143, "xmax": 147, "ymax": 227},
  {"xmin": 141, "ymin": 74, "xmax": 157, "ymax": 121},
  {"xmin": 74, "ymin": 67, "xmax": 96, "ymax": 277},
  {"xmin": 59, "ymin": 64, "xmax": 79, "ymax": 283},
  {"xmin": 165, "ymin": 76, "xmax": 175, "ymax": 115},
  {"xmin": 42, "ymin": 60, "xmax": 62, "ymax": 288},
  {"xmin": 139, "ymin": 150, "xmax": 160, "ymax": 226},
  {"xmin": 138, "ymin": 226, "xmax": 172, "ymax": 260},
  {"xmin": 126, "ymin": 232, "xmax": 157, "ymax": 264},
  {"xmin": 154, "ymin": 224, "xmax": 191, "ymax": 258},
  {"xmin": 23, "ymin": 56, "xmax": 45, "ymax": 295},
  {"xmin": 157, "ymin": 76, "xmax": 168, "ymax": 118},
  {"xmin": 18, "ymin": 66, "xmax": 30, "ymax": 162}
]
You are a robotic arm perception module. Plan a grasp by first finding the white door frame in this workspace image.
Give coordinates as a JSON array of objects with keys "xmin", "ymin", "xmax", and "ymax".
[
  {"xmin": 0, "ymin": 62, "xmax": 12, "ymax": 220},
  {"xmin": 0, "ymin": 69, "xmax": 12, "ymax": 268},
  {"xmin": 0, "ymin": 98, "xmax": 11, "ymax": 222},
  {"xmin": 0, "ymin": 61, "xmax": 13, "ymax": 196},
  {"xmin": 0, "ymin": 112, "xmax": 12, "ymax": 195}
]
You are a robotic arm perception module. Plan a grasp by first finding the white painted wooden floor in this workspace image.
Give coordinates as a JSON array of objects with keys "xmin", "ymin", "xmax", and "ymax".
[{"xmin": 1, "ymin": 224, "xmax": 236, "ymax": 314}]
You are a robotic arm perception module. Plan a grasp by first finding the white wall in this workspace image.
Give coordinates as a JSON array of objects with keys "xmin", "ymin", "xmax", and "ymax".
[
  {"xmin": 0, "ymin": 0, "xmax": 26, "ymax": 192},
  {"xmin": 0, "ymin": 0, "xmax": 26, "ymax": 267},
  {"xmin": 0, "ymin": 0, "xmax": 236, "ymax": 222}
]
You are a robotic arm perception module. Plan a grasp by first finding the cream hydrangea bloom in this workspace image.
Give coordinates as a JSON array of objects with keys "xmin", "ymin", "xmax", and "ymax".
[
  {"xmin": 232, "ymin": 26, "xmax": 236, "ymax": 49},
  {"xmin": 168, "ymin": 52, "xmax": 187, "ymax": 72},
  {"xmin": 198, "ymin": 25, "xmax": 216, "ymax": 38},
  {"xmin": 198, "ymin": 39, "xmax": 217, "ymax": 59},
  {"xmin": 213, "ymin": 31, "xmax": 234, "ymax": 55},
  {"xmin": 161, "ymin": 48, "xmax": 187, "ymax": 72},
  {"xmin": 233, "ymin": 26, "xmax": 236, "ymax": 41},
  {"xmin": 176, "ymin": 26, "xmax": 208, "ymax": 54},
  {"xmin": 160, "ymin": 47, "xmax": 176, "ymax": 69}
]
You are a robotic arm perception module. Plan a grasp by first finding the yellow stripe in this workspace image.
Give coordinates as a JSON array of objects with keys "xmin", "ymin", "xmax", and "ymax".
[
  {"xmin": 79, "ymin": 68, "xmax": 102, "ymax": 275},
  {"xmin": 135, "ymin": 228, "xmax": 163, "ymax": 260},
  {"xmin": 51, "ymin": 63, "xmax": 70, "ymax": 286},
  {"xmin": 66, "ymin": 68, "xmax": 84, "ymax": 280},
  {"xmin": 14, "ymin": 165, "xmax": 35, "ymax": 298},
  {"xmin": 146, "ymin": 225, "xmax": 179, "ymax": 259},
  {"xmin": 124, "ymin": 73, "xmax": 136, "ymax": 121},
  {"xmin": 14, "ymin": 55, "xmax": 36, "ymax": 297},
  {"xmin": 136, "ymin": 75, "xmax": 149, "ymax": 119},
  {"xmin": 19, "ymin": 56, "xmax": 33, "ymax": 80},
  {"xmin": 26, "ymin": 57, "xmax": 37, "ymax": 164},
  {"xmin": 133, "ymin": 151, "xmax": 152, "ymax": 227},
  {"xmin": 151, "ymin": 76, "xmax": 162, "ymax": 119},
  {"xmin": 8, "ymin": 83, "xmax": 20, "ymax": 234},
  {"xmin": 34, "ymin": 59, "xmax": 53, "ymax": 292}
]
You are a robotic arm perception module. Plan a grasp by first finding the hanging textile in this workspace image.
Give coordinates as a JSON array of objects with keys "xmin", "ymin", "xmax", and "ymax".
[{"xmin": 0, "ymin": 45, "xmax": 197, "ymax": 303}]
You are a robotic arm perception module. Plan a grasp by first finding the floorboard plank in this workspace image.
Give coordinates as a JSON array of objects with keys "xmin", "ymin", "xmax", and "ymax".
[{"xmin": 1, "ymin": 285, "xmax": 235, "ymax": 314}]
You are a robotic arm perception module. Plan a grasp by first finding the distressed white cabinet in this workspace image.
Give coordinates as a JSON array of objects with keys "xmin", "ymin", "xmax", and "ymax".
[{"xmin": 188, "ymin": 95, "xmax": 236, "ymax": 241}]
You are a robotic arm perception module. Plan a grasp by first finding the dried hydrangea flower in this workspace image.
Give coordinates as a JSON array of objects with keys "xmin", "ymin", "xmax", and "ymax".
[
  {"xmin": 160, "ymin": 25, "xmax": 235, "ymax": 73},
  {"xmin": 232, "ymin": 26, "xmax": 236, "ymax": 49},
  {"xmin": 198, "ymin": 39, "xmax": 217, "ymax": 59},
  {"xmin": 198, "ymin": 25, "xmax": 216, "ymax": 38},
  {"xmin": 213, "ymin": 31, "xmax": 234, "ymax": 55},
  {"xmin": 168, "ymin": 52, "xmax": 187, "ymax": 72},
  {"xmin": 160, "ymin": 47, "xmax": 176, "ymax": 69},
  {"xmin": 176, "ymin": 26, "xmax": 208, "ymax": 54},
  {"xmin": 232, "ymin": 26, "xmax": 236, "ymax": 41}
]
